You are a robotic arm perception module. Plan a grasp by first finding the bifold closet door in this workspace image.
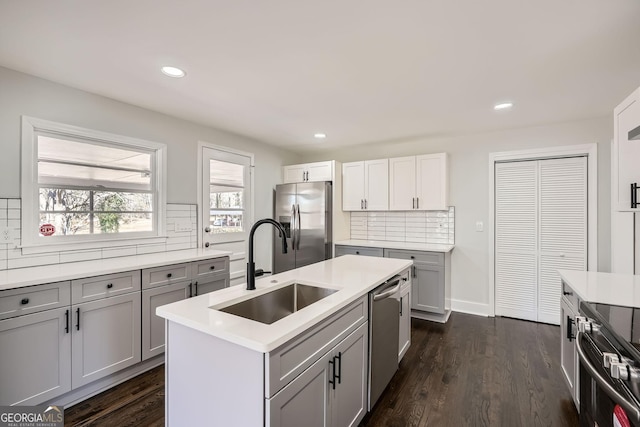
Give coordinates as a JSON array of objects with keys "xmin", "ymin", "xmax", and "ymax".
[
  {"xmin": 495, "ymin": 157, "xmax": 587, "ymax": 325},
  {"xmin": 495, "ymin": 161, "xmax": 539, "ymax": 322}
]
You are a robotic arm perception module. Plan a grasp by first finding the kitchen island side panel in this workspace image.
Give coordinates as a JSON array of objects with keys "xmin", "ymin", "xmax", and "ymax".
[{"xmin": 166, "ymin": 321, "xmax": 264, "ymax": 426}]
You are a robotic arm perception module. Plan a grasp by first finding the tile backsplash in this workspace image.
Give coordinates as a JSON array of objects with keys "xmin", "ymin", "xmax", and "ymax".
[
  {"xmin": 350, "ymin": 207, "xmax": 454, "ymax": 244},
  {"xmin": 0, "ymin": 198, "xmax": 198, "ymax": 271}
]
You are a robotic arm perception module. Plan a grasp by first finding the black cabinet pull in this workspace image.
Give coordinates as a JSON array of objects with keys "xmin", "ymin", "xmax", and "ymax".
[
  {"xmin": 356, "ymin": 251, "xmax": 360, "ymax": 255},
  {"xmin": 563, "ymin": 290, "xmax": 573, "ymax": 296},
  {"xmin": 107, "ymin": 283, "xmax": 113, "ymax": 289},
  {"xmin": 167, "ymin": 273, "xmax": 172, "ymax": 278},
  {"xmin": 400, "ymin": 297, "xmax": 403, "ymax": 316},
  {"xmin": 410, "ymin": 256, "xmax": 415, "ymax": 259},
  {"xmin": 335, "ymin": 352, "xmax": 342, "ymax": 384},
  {"xmin": 194, "ymin": 281, "xmax": 198, "ymax": 296},
  {"xmin": 65, "ymin": 309, "xmax": 69, "ymax": 333},
  {"xmin": 76, "ymin": 308, "xmax": 80, "ymax": 331},
  {"xmin": 20, "ymin": 298, "xmax": 29, "ymax": 305},
  {"xmin": 567, "ymin": 316, "xmax": 575, "ymax": 342},
  {"xmin": 210, "ymin": 266, "xmax": 216, "ymax": 270},
  {"xmin": 632, "ymin": 183, "xmax": 639, "ymax": 209},
  {"xmin": 412, "ymin": 266, "xmax": 417, "ymax": 278},
  {"xmin": 188, "ymin": 283, "xmax": 193, "ymax": 298},
  {"xmin": 328, "ymin": 359, "xmax": 336, "ymax": 390}
]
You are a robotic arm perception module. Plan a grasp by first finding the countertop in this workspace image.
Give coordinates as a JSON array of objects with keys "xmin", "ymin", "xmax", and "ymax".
[
  {"xmin": 335, "ymin": 239, "xmax": 454, "ymax": 253},
  {"xmin": 0, "ymin": 248, "xmax": 232, "ymax": 291},
  {"xmin": 558, "ymin": 270, "xmax": 640, "ymax": 308},
  {"xmin": 156, "ymin": 255, "xmax": 413, "ymax": 353}
]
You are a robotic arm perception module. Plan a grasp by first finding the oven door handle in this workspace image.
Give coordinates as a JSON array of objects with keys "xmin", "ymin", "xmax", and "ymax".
[{"xmin": 576, "ymin": 331, "xmax": 640, "ymax": 422}]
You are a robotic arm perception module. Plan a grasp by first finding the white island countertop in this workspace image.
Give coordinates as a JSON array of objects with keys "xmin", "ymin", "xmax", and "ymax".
[
  {"xmin": 0, "ymin": 248, "xmax": 232, "ymax": 291},
  {"xmin": 335, "ymin": 239, "xmax": 454, "ymax": 253},
  {"xmin": 558, "ymin": 270, "xmax": 640, "ymax": 308},
  {"xmin": 156, "ymin": 255, "xmax": 413, "ymax": 353}
]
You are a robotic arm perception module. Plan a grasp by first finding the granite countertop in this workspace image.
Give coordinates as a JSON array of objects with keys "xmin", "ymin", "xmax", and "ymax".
[
  {"xmin": 335, "ymin": 239, "xmax": 454, "ymax": 253},
  {"xmin": 558, "ymin": 269, "xmax": 640, "ymax": 308},
  {"xmin": 0, "ymin": 248, "xmax": 232, "ymax": 291},
  {"xmin": 156, "ymin": 255, "xmax": 413, "ymax": 352}
]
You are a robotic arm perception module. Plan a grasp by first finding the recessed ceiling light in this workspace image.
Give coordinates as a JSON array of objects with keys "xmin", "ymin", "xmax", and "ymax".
[
  {"xmin": 494, "ymin": 102, "xmax": 513, "ymax": 111},
  {"xmin": 314, "ymin": 133, "xmax": 327, "ymax": 139},
  {"xmin": 161, "ymin": 66, "xmax": 186, "ymax": 78}
]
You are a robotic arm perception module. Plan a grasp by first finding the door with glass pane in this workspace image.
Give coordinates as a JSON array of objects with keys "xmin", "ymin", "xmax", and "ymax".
[{"xmin": 200, "ymin": 146, "xmax": 252, "ymax": 284}]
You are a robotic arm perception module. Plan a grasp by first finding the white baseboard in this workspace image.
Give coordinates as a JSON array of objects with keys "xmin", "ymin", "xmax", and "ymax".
[{"xmin": 451, "ymin": 299, "xmax": 490, "ymax": 317}]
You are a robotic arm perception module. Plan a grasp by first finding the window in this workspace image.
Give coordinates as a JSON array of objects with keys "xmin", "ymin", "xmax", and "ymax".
[{"xmin": 21, "ymin": 116, "xmax": 166, "ymax": 250}]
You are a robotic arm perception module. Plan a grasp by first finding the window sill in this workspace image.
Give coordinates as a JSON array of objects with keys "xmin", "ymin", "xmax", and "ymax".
[{"xmin": 18, "ymin": 236, "xmax": 169, "ymax": 255}]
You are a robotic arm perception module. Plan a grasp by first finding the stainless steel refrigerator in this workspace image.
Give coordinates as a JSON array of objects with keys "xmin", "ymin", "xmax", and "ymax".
[{"xmin": 273, "ymin": 181, "xmax": 332, "ymax": 273}]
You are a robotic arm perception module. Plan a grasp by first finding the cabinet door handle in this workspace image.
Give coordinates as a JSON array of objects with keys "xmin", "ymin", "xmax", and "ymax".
[
  {"xmin": 328, "ymin": 359, "xmax": 336, "ymax": 390},
  {"xmin": 361, "ymin": 199, "xmax": 364, "ymax": 210},
  {"xmin": 188, "ymin": 283, "xmax": 193, "ymax": 298},
  {"xmin": 335, "ymin": 352, "xmax": 342, "ymax": 384},
  {"xmin": 416, "ymin": 197, "xmax": 419, "ymax": 209},
  {"xmin": 65, "ymin": 309, "xmax": 70, "ymax": 333},
  {"xmin": 400, "ymin": 297, "xmax": 403, "ymax": 315},
  {"xmin": 76, "ymin": 308, "xmax": 80, "ymax": 331},
  {"xmin": 563, "ymin": 290, "xmax": 573, "ymax": 296},
  {"xmin": 365, "ymin": 199, "xmax": 367, "ymax": 209},
  {"xmin": 210, "ymin": 266, "xmax": 216, "ymax": 270},
  {"xmin": 412, "ymin": 198, "xmax": 416, "ymax": 209},
  {"xmin": 20, "ymin": 298, "xmax": 29, "ymax": 305},
  {"xmin": 632, "ymin": 183, "xmax": 639, "ymax": 209},
  {"xmin": 194, "ymin": 281, "xmax": 198, "ymax": 296},
  {"xmin": 412, "ymin": 266, "xmax": 416, "ymax": 278},
  {"xmin": 167, "ymin": 273, "xmax": 173, "ymax": 278},
  {"xmin": 107, "ymin": 283, "xmax": 113, "ymax": 289}
]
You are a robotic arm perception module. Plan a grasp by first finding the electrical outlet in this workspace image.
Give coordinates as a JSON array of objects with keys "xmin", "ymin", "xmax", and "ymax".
[
  {"xmin": 174, "ymin": 219, "xmax": 193, "ymax": 233},
  {"xmin": 0, "ymin": 224, "xmax": 11, "ymax": 242}
]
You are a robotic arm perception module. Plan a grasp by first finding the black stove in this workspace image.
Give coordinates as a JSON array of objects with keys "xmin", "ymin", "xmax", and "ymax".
[{"xmin": 581, "ymin": 301, "xmax": 640, "ymax": 363}]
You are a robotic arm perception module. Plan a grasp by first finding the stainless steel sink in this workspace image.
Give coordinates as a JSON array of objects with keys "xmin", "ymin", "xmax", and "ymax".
[{"xmin": 218, "ymin": 283, "xmax": 338, "ymax": 324}]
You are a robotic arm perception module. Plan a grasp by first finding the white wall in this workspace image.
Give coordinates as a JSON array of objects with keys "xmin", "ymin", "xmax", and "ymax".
[
  {"xmin": 301, "ymin": 118, "xmax": 612, "ymax": 315},
  {"xmin": 0, "ymin": 66, "xmax": 301, "ymax": 269}
]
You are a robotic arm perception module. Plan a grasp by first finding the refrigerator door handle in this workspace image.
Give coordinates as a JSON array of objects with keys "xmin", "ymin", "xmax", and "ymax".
[
  {"xmin": 291, "ymin": 204, "xmax": 296, "ymax": 250},
  {"xmin": 296, "ymin": 204, "xmax": 301, "ymax": 249}
]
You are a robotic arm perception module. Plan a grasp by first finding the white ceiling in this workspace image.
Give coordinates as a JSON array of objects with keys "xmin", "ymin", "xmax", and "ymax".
[{"xmin": 1, "ymin": 0, "xmax": 639, "ymax": 152}]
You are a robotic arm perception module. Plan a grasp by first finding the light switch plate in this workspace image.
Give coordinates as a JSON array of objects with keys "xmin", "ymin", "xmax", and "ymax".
[{"xmin": 174, "ymin": 219, "xmax": 193, "ymax": 233}]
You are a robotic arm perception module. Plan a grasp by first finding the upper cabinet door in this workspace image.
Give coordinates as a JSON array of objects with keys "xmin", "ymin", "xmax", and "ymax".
[
  {"xmin": 364, "ymin": 159, "xmax": 389, "ymax": 210},
  {"xmin": 416, "ymin": 153, "xmax": 448, "ymax": 210},
  {"xmin": 342, "ymin": 161, "xmax": 365, "ymax": 211},
  {"xmin": 613, "ymin": 87, "xmax": 640, "ymax": 211},
  {"xmin": 283, "ymin": 164, "xmax": 307, "ymax": 184},
  {"xmin": 389, "ymin": 157, "xmax": 416, "ymax": 210}
]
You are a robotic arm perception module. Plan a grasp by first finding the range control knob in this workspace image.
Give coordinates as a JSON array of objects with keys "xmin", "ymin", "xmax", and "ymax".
[
  {"xmin": 610, "ymin": 362, "xmax": 640, "ymax": 382},
  {"xmin": 577, "ymin": 317, "xmax": 601, "ymax": 333},
  {"xmin": 603, "ymin": 352, "xmax": 621, "ymax": 368}
]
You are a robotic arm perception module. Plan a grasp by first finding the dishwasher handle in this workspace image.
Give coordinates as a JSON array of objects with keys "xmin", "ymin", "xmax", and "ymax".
[{"xmin": 373, "ymin": 276, "xmax": 401, "ymax": 301}]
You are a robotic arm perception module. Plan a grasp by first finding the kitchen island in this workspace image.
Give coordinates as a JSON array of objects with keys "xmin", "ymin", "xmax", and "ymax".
[{"xmin": 156, "ymin": 255, "xmax": 412, "ymax": 426}]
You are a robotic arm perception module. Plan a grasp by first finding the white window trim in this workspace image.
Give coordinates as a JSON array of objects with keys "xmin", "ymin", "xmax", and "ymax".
[
  {"xmin": 20, "ymin": 116, "xmax": 167, "ymax": 253},
  {"xmin": 197, "ymin": 142, "xmax": 255, "ymax": 247},
  {"xmin": 487, "ymin": 143, "xmax": 598, "ymax": 317}
]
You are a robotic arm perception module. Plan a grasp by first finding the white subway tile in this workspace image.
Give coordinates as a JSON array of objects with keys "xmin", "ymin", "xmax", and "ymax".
[
  {"xmin": 406, "ymin": 236, "xmax": 426, "ymax": 243},
  {"xmin": 102, "ymin": 246, "xmax": 137, "ymax": 258},
  {"xmin": 7, "ymin": 199, "xmax": 20, "ymax": 209},
  {"xmin": 166, "ymin": 242, "xmax": 192, "ymax": 251},
  {"xmin": 136, "ymin": 243, "xmax": 167, "ymax": 255},
  {"xmin": 7, "ymin": 219, "xmax": 20, "ymax": 229},
  {"xmin": 0, "ymin": 199, "xmax": 7, "ymax": 209},
  {"xmin": 7, "ymin": 209, "xmax": 20, "ymax": 220},
  {"xmin": 60, "ymin": 250, "xmax": 102, "ymax": 263},
  {"xmin": 8, "ymin": 253, "xmax": 60, "ymax": 269},
  {"xmin": 0, "ymin": 210, "xmax": 6, "ymax": 220},
  {"xmin": 0, "ymin": 259, "xmax": 6, "ymax": 270}
]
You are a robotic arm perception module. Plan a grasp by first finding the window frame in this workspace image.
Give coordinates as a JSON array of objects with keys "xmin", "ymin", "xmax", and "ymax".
[{"xmin": 21, "ymin": 116, "xmax": 167, "ymax": 253}]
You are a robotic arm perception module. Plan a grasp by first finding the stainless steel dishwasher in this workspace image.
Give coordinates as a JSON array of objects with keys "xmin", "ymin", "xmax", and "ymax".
[{"xmin": 368, "ymin": 274, "xmax": 402, "ymax": 410}]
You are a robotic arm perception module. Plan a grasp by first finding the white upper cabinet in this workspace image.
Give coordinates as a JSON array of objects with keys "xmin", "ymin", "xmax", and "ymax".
[
  {"xmin": 390, "ymin": 153, "xmax": 448, "ymax": 211},
  {"xmin": 613, "ymin": 87, "xmax": 640, "ymax": 211},
  {"xmin": 283, "ymin": 161, "xmax": 333, "ymax": 183},
  {"xmin": 342, "ymin": 159, "xmax": 389, "ymax": 211}
]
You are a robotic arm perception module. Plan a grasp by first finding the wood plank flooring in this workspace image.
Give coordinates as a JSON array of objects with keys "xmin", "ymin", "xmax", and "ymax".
[{"xmin": 64, "ymin": 313, "xmax": 579, "ymax": 426}]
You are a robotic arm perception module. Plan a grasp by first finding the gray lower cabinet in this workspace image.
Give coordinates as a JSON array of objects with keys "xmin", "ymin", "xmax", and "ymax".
[
  {"xmin": 142, "ymin": 281, "xmax": 192, "ymax": 361},
  {"xmin": 0, "ymin": 306, "xmax": 72, "ymax": 405},
  {"xmin": 267, "ymin": 322, "xmax": 368, "ymax": 427},
  {"xmin": 193, "ymin": 276, "xmax": 228, "ymax": 296},
  {"xmin": 560, "ymin": 280, "xmax": 580, "ymax": 410},
  {"xmin": 72, "ymin": 292, "xmax": 142, "ymax": 388},
  {"xmin": 399, "ymin": 275, "xmax": 411, "ymax": 362}
]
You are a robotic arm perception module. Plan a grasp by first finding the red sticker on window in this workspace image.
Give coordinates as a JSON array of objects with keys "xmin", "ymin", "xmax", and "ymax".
[{"xmin": 39, "ymin": 224, "xmax": 56, "ymax": 236}]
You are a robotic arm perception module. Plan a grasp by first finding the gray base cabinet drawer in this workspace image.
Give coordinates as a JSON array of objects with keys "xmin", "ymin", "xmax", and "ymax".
[
  {"xmin": 383, "ymin": 249, "xmax": 443, "ymax": 265},
  {"xmin": 266, "ymin": 296, "xmax": 368, "ymax": 398},
  {"xmin": 0, "ymin": 281, "xmax": 71, "ymax": 321},
  {"xmin": 72, "ymin": 271, "xmax": 141, "ymax": 304},
  {"xmin": 335, "ymin": 245, "xmax": 383, "ymax": 257},
  {"xmin": 192, "ymin": 258, "xmax": 229, "ymax": 281},
  {"xmin": 142, "ymin": 263, "xmax": 191, "ymax": 289}
]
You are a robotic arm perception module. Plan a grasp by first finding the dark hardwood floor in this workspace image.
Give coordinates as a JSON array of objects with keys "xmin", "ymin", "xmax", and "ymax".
[{"xmin": 64, "ymin": 313, "xmax": 579, "ymax": 426}]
